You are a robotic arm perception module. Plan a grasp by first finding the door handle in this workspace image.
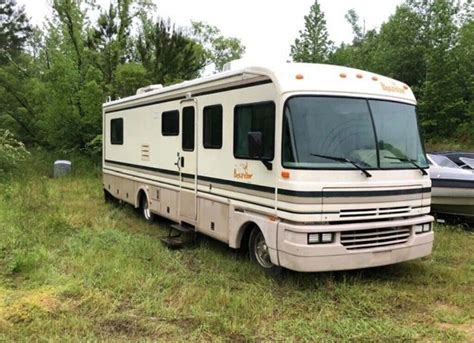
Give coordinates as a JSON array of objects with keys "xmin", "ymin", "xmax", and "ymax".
[
  {"xmin": 180, "ymin": 156, "xmax": 184, "ymax": 168},
  {"xmin": 174, "ymin": 153, "xmax": 181, "ymax": 171}
]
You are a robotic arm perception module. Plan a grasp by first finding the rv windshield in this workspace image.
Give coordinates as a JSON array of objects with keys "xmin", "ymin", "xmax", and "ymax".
[{"xmin": 282, "ymin": 96, "xmax": 428, "ymax": 170}]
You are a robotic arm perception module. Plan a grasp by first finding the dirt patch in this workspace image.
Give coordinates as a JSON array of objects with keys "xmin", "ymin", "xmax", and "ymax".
[
  {"xmin": 225, "ymin": 332, "xmax": 251, "ymax": 342},
  {"xmin": 99, "ymin": 314, "xmax": 200, "ymax": 339},
  {"xmin": 435, "ymin": 303, "xmax": 462, "ymax": 314},
  {"xmin": 438, "ymin": 322, "xmax": 474, "ymax": 341},
  {"xmin": 39, "ymin": 296, "xmax": 59, "ymax": 312},
  {"xmin": 100, "ymin": 316, "xmax": 150, "ymax": 336}
]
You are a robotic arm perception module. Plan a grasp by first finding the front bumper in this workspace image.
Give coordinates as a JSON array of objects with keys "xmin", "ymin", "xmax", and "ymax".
[{"xmin": 277, "ymin": 215, "xmax": 434, "ymax": 272}]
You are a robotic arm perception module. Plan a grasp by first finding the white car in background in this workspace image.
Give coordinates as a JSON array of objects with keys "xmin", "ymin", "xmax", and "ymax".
[{"xmin": 427, "ymin": 154, "xmax": 474, "ymax": 222}]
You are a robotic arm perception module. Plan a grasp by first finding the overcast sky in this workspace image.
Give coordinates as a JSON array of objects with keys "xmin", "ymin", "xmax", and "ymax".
[{"xmin": 17, "ymin": 0, "xmax": 404, "ymax": 62}]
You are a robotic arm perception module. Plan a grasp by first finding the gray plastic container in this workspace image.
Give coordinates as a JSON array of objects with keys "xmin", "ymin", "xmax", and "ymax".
[{"xmin": 54, "ymin": 160, "xmax": 72, "ymax": 178}]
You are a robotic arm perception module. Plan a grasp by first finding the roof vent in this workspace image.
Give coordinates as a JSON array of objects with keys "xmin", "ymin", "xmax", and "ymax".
[
  {"xmin": 136, "ymin": 84, "xmax": 163, "ymax": 95},
  {"xmin": 223, "ymin": 58, "xmax": 257, "ymax": 71},
  {"xmin": 223, "ymin": 58, "xmax": 281, "ymax": 72}
]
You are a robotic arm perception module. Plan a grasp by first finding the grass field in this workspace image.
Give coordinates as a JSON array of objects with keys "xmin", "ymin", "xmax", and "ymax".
[{"xmin": 0, "ymin": 155, "xmax": 473, "ymax": 341}]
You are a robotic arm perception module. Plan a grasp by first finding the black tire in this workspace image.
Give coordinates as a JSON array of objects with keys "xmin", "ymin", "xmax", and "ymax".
[
  {"xmin": 140, "ymin": 193, "xmax": 155, "ymax": 223},
  {"xmin": 248, "ymin": 226, "xmax": 282, "ymax": 274}
]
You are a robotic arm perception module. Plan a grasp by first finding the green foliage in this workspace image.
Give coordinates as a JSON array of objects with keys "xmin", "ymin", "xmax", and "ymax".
[
  {"xmin": 345, "ymin": 9, "xmax": 365, "ymax": 45},
  {"xmin": 0, "ymin": 0, "xmax": 32, "ymax": 64},
  {"xmin": 291, "ymin": 0, "xmax": 333, "ymax": 63},
  {"xmin": 191, "ymin": 21, "xmax": 245, "ymax": 71},
  {"xmin": 1, "ymin": 0, "xmax": 471, "ymax": 152},
  {"xmin": 0, "ymin": 129, "xmax": 29, "ymax": 173},
  {"xmin": 451, "ymin": 15, "xmax": 474, "ymax": 142},
  {"xmin": 0, "ymin": 0, "xmax": 245, "ymax": 153},
  {"xmin": 136, "ymin": 17, "xmax": 205, "ymax": 85},
  {"xmin": 113, "ymin": 63, "xmax": 149, "ymax": 98},
  {"xmin": 324, "ymin": 0, "xmax": 474, "ymax": 146},
  {"xmin": 0, "ymin": 56, "xmax": 44, "ymax": 145}
]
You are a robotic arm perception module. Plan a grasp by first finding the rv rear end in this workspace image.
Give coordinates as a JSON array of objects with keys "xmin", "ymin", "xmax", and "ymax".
[{"xmin": 102, "ymin": 62, "xmax": 434, "ymax": 273}]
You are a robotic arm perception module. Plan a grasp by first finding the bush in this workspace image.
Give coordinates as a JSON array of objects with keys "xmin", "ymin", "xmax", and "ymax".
[
  {"xmin": 84, "ymin": 134, "xmax": 102, "ymax": 162},
  {"xmin": 0, "ymin": 129, "xmax": 30, "ymax": 174}
]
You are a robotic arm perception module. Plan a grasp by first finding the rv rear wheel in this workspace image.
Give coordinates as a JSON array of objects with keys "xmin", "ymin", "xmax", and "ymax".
[
  {"xmin": 249, "ymin": 227, "xmax": 281, "ymax": 274},
  {"xmin": 140, "ymin": 194, "xmax": 155, "ymax": 223}
]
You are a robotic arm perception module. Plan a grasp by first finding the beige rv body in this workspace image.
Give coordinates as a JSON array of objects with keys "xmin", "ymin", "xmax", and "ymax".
[{"xmin": 103, "ymin": 62, "xmax": 434, "ymax": 272}]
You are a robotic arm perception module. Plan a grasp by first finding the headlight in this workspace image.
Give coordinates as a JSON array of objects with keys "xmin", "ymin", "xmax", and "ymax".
[
  {"xmin": 308, "ymin": 232, "xmax": 334, "ymax": 244},
  {"xmin": 415, "ymin": 223, "xmax": 431, "ymax": 234}
]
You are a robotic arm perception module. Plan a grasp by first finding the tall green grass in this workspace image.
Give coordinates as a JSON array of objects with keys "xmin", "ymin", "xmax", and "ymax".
[{"xmin": 0, "ymin": 153, "xmax": 473, "ymax": 341}]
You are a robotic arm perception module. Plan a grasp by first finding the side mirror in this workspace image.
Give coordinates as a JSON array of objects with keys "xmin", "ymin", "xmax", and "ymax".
[
  {"xmin": 248, "ymin": 131, "xmax": 263, "ymax": 159},
  {"xmin": 248, "ymin": 131, "xmax": 272, "ymax": 171}
]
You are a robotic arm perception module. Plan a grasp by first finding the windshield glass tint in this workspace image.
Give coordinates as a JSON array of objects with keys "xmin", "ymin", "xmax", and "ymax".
[
  {"xmin": 428, "ymin": 154, "xmax": 460, "ymax": 169},
  {"xmin": 283, "ymin": 97, "xmax": 377, "ymax": 169},
  {"xmin": 282, "ymin": 96, "xmax": 428, "ymax": 170},
  {"xmin": 370, "ymin": 100, "xmax": 428, "ymax": 168}
]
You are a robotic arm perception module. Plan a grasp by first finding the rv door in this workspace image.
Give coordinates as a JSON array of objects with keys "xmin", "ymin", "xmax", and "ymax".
[{"xmin": 178, "ymin": 100, "xmax": 198, "ymax": 224}]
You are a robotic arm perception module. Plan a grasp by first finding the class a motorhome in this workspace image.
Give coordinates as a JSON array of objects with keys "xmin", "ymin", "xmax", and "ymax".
[{"xmin": 102, "ymin": 61, "xmax": 434, "ymax": 272}]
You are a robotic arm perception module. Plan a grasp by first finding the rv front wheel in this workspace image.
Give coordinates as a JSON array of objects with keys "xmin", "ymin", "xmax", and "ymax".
[
  {"xmin": 249, "ymin": 227, "xmax": 281, "ymax": 273},
  {"xmin": 140, "ymin": 194, "xmax": 155, "ymax": 223}
]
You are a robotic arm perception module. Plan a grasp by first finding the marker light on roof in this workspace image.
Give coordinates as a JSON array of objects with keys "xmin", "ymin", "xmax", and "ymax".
[
  {"xmin": 403, "ymin": 85, "xmax": 409, "ymax": 90},
  {"xmin": 356, "ymin": 74, "xmax": 363, "ymax": 79},
  {"xmin": 339, "ymin": 73, "xmax": 347, "ymax": 78},
  {"xmin": 295, "ymin": 74, "xmax": 304, "ymax": 80},
  {"xmin": 372, "ymin": 76, "xmax": 379, "ymax": 81}
]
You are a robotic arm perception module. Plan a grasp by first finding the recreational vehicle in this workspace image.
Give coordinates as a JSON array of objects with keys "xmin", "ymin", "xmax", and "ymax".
[{"xmin": 102, "ymin": 62, "xmax": 434, "ymax": 272}]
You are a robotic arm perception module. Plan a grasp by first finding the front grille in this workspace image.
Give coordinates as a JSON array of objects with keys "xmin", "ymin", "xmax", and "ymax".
[
  {"xmin": 340, "ymin": 226, "xmax": 411, "ymax": 250},
  {"xmin": 339, "ymin": 206, "xmax": 411, "ymax": 218}
]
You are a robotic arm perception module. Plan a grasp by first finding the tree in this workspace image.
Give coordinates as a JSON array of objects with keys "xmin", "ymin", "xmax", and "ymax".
[
  {"xmin": 345, "ymin": 9, "xmax": 365, "ymax": 45},
  {"xmin": 290, "ymin": 0, "xmax": 333, "ymax": 63},
  {"xmin": 455, "ymin": 19, "xmax": 474, "ymax": 142},
  {"xmin": 0, "ymin": 57, "xmax": 45, "ymax": 145},
  {"xmin": 136, "ymin": 17, "xmax": 206, "ymax": 85},
  {"xmin": 0, "ymin": 0, "xmax": 32, "ymax": 64},
  {"xmin": 328, "ymin": 7, "xmax": 379, "ymax": 71},
  {"xmin": 0, "ymin": 129, "xmax": 29, "ymax": 174},
  {"xmin": 113, "ymin": 63, "xmax": 149, "ymax": 98},
  {"xmin": 306, "ymin": 0, "xmax": 473, "ymax": 145},
  {"xmin": 415, "ymin": 0, "xmax": 468, "ymax": 138},
  {"xmin": 35, "ymin": 0, "xmax": 106, "ymax": 149},
  {"xmin": 190, "ymin": 21, "xmax": 245, "ymax": 72},
  {"xmin": 369, "ymin": 4, "xmax": 427, "ymax": 87},
  {"xmin": 0, "ymin": 0, "xmax": 38, "ymax": 144},
  {"xmin": 88, "ymin": 3, "xmax": 121, "ymax": 90},
  {"xmin": 88, "ymin": 0, "xmax": 154, "ymax": 96}
]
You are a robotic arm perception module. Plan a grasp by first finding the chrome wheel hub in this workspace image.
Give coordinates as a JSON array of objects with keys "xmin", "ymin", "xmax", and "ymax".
[
  {"xmin": 143, "ymin": 201, "xmax": 151, "ymax": 220},
  {"xmin": 254, "ymin": 231, "xmax": 273, "ymax": 268}
]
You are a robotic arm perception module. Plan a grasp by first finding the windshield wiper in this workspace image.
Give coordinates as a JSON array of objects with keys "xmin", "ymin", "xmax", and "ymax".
[
  {"xmin": 310, "ymin": 153, "xmax": 372, "ymax": 178},
  {"xmin": 384, "ymin": 156, "xmax": 428, "ymax": 175}
]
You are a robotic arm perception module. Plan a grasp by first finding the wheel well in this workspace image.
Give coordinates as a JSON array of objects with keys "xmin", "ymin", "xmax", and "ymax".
[
  {"xmin": 239, "ymin": 221, "xmax": 258, "ymax": 251},
  {"xmin": 136, "ymin": 189, "xmax": 147, "ymax": 208}
]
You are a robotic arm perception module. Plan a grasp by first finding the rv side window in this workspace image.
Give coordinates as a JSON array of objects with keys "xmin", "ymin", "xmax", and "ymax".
[
  {"xmin": 162, "ymin": 110, "xmax": 179, "ymax": 136},
  {"xmin": 182, "ymin": 106, "xmax": 195, "ymax": 151},
  {"xmin": 110, "ymin": 118, "xmax": 123, "ymax": 145},
  {"xmin": 234, "ymin": 101, "xmax": 275, "ymax": 160},
  {"xmin": 203, "ymin": 105, "xmax": 223, "ymax": 149}
]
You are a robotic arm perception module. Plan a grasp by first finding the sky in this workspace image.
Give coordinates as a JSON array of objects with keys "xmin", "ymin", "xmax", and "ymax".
[{"xmin": 17, "ymin": 0, "xmax": 404, "ymax": 62}]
